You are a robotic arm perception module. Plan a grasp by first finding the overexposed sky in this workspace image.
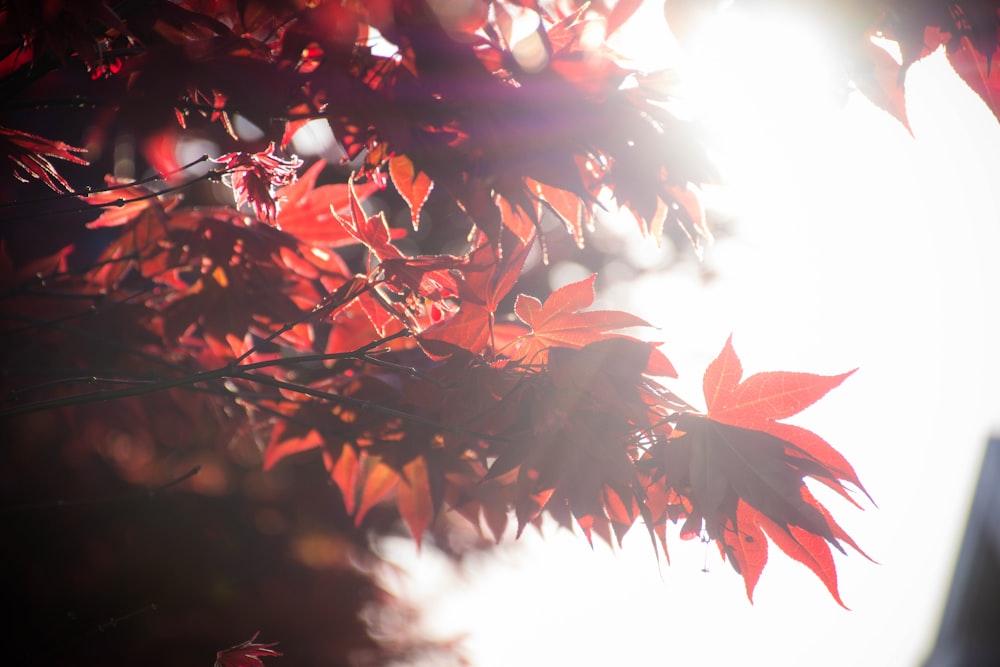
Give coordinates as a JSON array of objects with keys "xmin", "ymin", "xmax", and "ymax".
[{"xmin": 379, "ymin": 5, "xmax": 1000, "ymax": 666}]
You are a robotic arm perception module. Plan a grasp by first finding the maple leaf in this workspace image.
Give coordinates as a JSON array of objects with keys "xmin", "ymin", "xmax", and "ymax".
[
  {"xmin": 327, "ymin": 441, "xmax": 439, "ymax": 546},
  {"xmin": 85, "ymin": 197, "xmax": 187, "ymax": 289},
  {"xmin": 657, "ymin": 336, "xmax": 868, "ymax": 604},
  {"xmin": 537, "ymin": 3, "xmax": 630, "ymax": 96},
  {"xmin": 214, "ymin": 632, "xmax": 281, "ymax": 667},
  {"xmin": 272, "ymin": 160, "xmax": 377, "ymax": 244},
  {"xmin": 353, "ymin": 458, "xmax": 401, "ymax": 527},
  {"xmin": 389, "ymin": 154, "xmax": 434, "ymax": 230},
  {"xmin": 670, "ymin": 414, "xmax": 844, "ymax": 544},
  {"xmin": 332, "ymin": 178, "xmax": 407, "ymax": 263},
  {"xmin": 419, "ymin": 238, "xmax": 532, "ymax": 356},
  {"xmin": 215, "ymin": 142, "xmax": 304, "ymax": 225},
  {"xmin": 504, "ymin": 273, "xmax": 675, "ymax": 375},
  {"xmin": 725, "ymin": 482, "xmax": 869, "ymax": 606},
  {"xmin": 263, "ymin": 420, "xmax": 324, "ymax": 472},
  {"xmin": 1, "ymin": 125, "xmax": 88, "ymax": 193},
  {"xmin": 399, "ymin": 455, "xmax": 435, "ymax": 548},
  {"xmin": 702, "ymin": 335, "xmax": 857, "ymax": 432}
]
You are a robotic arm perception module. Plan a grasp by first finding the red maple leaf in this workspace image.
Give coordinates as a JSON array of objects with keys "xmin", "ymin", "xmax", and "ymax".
[
  {"xmin": 389, "ymin": 153, "xmax": 434, "ymax": 230},
  {"xmin": 274, "ymin": 160, "xmax": 379, "ymax": 246},
  {"xmin": 702, "ymin": 335, "xmax": 869, "ymax": 502},
  {"xmin": 418, "ymin": 237, "xmax": 531, "ymax": 356},
  {"xmin": 658, "ymin": 336, "xmax": 870, "ymax": 604},
  {"xmin": 214, "ymin": 632, "xmax": 281, "ymax": 667},
  {"xmin": 323, "ymin": 441, "xmax": 438, "ymax": 548},
  {"xmin": 215, "ymin": 142, "xmax": 303, "ymax": 225},
  {"xmin": 84, "ymin": 176, "xmax": 181, "ymax": 229},
  {"xmin": 529, "ymin": 179, "xmax": 587, "ymax": 249},
  {"xmin": 332, "ymin": 177, "xmax": 407, "ymax": 263},
  {"xmin": 503, "ymin": 273, "xmax": 675, "ymax": 375}
]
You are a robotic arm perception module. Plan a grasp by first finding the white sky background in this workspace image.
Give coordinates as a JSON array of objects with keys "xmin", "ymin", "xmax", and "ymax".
[{"xmin": 378, "ymin": 4, "xmax": 1000, "ymax": 666}]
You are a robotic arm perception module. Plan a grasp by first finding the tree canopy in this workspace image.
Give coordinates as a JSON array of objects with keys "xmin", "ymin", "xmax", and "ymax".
[{"xmin": 1, "ymin": 0, "xmax": 996, "ymax": 664}]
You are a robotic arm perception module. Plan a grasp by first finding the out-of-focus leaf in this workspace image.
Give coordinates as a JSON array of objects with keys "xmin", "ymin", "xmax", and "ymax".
[
  {"xmin": 214, "ymin": 632, "xmax": 281, "ymax": 667},
  {"xmin": 398, "ymin": 456, "xmax": 434, "ymax": 547},
  {"xmin": 853, "ymin": 38, "xmax": 912, "ymax": 134},
  {"xmin": 0, "ymin": 125, "xmax": 87, "ymax": 193},
  {"xmin": 354, "ymin": 459, "xmax": 400, "ymax": 527}
]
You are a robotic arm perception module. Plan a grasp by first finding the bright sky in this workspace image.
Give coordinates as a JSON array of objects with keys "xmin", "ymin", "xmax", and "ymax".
[{"xmin": 378, "ymin": 5, "xmax": 1000, "ymax": 666}]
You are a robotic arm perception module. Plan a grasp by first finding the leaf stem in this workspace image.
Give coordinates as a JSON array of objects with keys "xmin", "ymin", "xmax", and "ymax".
[
  {"xmin": 0, "ymin": 169, "xmax": 222, "ymax": 223},
  {"xmin": 0, "ymin": 332, "xmax": 487, "ymax": 440}
]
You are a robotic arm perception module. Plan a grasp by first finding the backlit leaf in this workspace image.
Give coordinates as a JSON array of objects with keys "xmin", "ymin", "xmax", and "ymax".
[
  {"xmin": 663, "ymin": 338, "xmax": 870, "ymax": 604},
  {"xmin": 1, "ymin": 125, "xmax": 87, "ymax": 193},
  {"xmin": 398, "ymin": 456, "xmax": 434, "ymax": 547},
  {"xmin": 506, "ymin": 273, "xmax": 654, "ymax": 364},
  {"xmin": 853, "ymin": 38, "xmax": 912, "ymax": 134},
  {"xmin": 722, "ymin": 500, "xmax": 769, "ymax": 602},
  {"xmin": 354, "ymin": 459, "xmax": 400, "ymax": 527},
  {"xmin": 756, "ymin": 508, "xmax": 846, "ymax": 608},
  {"xmin": 389, "ymin": 154, "xmax": 434, "ymax": 230}
]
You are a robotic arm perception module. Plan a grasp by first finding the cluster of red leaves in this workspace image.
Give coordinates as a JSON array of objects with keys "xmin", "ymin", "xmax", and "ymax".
[
  {"xmin": 2, "ymin": 152, "xmax": 870, "ymax": 606},
  {"xmin": 215, "ymin": 142, "xmax": 304, "ymax": 225},
  {"xmin": 253, "ymin": 181, "xmax": 869, "ymax": 603},
  {"xmin": 0, "ymin": 2, "xmax": 907, "ymax": 647},
  {"xmin": 0, "ymin": 0, "xmax": 720, "ymax": 252}
]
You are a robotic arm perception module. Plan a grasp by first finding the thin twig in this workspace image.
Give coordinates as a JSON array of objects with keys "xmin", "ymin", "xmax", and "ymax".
[
  {"xmin": 4, "ymin": 375, "xmax": 160, "ymax": 401},
  {"xmin": 237, "ymin": 370, "xmax": 499, "ymax": 441},
  {"xmin": 0, "ymin": 334, "xmax": 415, "ymax": 425},
  {"xmin": 231, "ymin": 284, "xmax": 381, "ymax": 366},
  {"xmin": 0, "ymin": 154, "xmax": 211, "ymax": 209},
  {"xmin": 360, "ymin": 354, "xmax": 448, "ymax": 387},
  {"xmin": 1, "ymin": 170, "xmax": 222, "ymax": 222}
]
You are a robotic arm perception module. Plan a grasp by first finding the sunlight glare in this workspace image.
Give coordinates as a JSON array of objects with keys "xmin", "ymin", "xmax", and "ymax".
[{"xmin": 676, "ymin": 9, "xmax": 844, "ymax": 183}]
